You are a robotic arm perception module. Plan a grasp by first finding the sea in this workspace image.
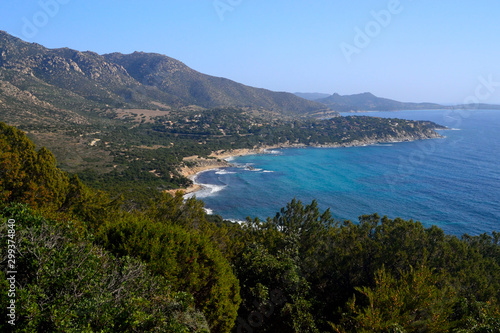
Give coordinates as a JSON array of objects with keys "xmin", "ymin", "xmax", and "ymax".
[{"xmin": 189, "ymin": 110, "xmax": 500, "ymax": 236}]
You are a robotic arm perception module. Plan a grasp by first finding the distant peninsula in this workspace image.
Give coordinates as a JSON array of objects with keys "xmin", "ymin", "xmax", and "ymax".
[{"xmin": 297, "ymin": 92, "xmax": 500, "ymax": 112}]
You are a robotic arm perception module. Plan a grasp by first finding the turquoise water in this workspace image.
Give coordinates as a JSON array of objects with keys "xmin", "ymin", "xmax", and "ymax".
[{"xmin": 192, "ymin": 110, "xmax": 500, "ymax": 235}]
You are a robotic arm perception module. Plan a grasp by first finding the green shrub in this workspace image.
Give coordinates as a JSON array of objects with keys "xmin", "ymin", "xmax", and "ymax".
[
  {"xmin": 98, "ymin": 212, "xmax": 241, "ymax": 333},
  {"xmin": 0, "ymin": 204, "xmax": 209, "ymax": 332}
]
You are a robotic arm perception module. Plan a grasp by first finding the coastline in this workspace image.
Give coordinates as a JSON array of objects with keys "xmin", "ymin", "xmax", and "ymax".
[
  {"xmin": 165, "ymin": 156, "xmax": 230, "ymax": 196},
  {"xmin": 165, "ymin": 145, "xmax": 296, "ymax": 196},
  {"xmin": 166, "ymin": 133, "xmax": 443, "ymax": 197}
]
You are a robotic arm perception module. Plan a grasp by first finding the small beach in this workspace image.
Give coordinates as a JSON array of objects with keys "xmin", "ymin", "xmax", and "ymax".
[{"xmin": 166, "ymin": 145, "xmax": 308, "ymax": 196}]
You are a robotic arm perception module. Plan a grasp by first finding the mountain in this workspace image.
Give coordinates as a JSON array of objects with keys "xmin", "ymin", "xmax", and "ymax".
[
  {"xmin": 318, "ymin": 92, "xmax": 500, "ymax": 112},
  {"xmin": 294, "ymin": 92, "xmax": 331, "ymax": 101},
  {"xmin": 316, "ymin": 92, "xmax": 444, "ymax": 112},
  {"xmin": 103, "ymin": 52, "xmax": 331, "ymax": 115},
  {"xmin": 0, "ymin": 30, "xmax": 331, "ymax": 123}
]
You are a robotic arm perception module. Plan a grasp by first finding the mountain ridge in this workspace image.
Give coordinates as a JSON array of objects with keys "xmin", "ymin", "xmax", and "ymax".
[
  {"xmin": 315, "ymin": 91, "xmax": 500, "ymax": 112},
  {"xmin": 0, "ymin": 30, "xmax": 331, "ymax": 120},
  {"xmin": 317, "ymin": 92, "xmax": 444, "ymax": 111}
]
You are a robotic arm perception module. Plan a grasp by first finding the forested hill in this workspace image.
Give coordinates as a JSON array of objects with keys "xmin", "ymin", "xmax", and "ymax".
[
  {"xmin": 0, "ymin": 30, "xmax": 330, "ymax": 118},
  {"xmin": 1, "ymin": 122, "xmax": 499, "ymax": 332}
]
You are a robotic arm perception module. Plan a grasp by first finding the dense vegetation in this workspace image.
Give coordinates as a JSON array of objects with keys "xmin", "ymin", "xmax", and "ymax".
[
  {"xmin": 1, "ymin": 123, "xmax": 499, "ymax": 332},
  {"xmin": 237, "ymin": 202, "xmax": 500, "ymax": 332},
  {"xmin": 0, "ymin": 123, "xmax": 240, "ymax": 332},
  {"xmin": 0, "ymin": 203, "xmax": 210, "ymax": 333}
]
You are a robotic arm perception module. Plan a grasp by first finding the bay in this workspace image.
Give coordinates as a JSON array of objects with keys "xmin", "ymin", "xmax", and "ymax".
[{"xmin": 193, "ymin": 110, "xmax": 500, "ymax": 236}]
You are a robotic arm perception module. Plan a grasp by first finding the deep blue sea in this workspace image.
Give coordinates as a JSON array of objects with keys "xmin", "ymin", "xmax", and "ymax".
[{"xmin": 190, "ymin": 110, "xmax": 500, "ymax": 236}]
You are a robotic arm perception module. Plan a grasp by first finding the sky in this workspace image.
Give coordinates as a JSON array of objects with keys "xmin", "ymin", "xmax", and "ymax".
[{"xmin": 1, "ymin": 0, "xmax": 500, "ymax": 104}]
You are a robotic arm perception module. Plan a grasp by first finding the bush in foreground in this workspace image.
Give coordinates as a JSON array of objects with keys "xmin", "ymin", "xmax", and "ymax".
[{"xmin": 0, "ymin": 203, "xmax": 209, "ymax": 332}]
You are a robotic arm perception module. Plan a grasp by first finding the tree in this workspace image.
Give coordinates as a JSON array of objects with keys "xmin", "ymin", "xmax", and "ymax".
[
  {"xmin": 234, "ymin": 243, "xmax": 318, "ymax": 333},
  {"xmin": 0, "ymin": 122, "xmax": 120, "ymax": 228},
  {"xmin": 98, "ymin": 212, "xmax": 241, "ymax": 333},
  {"xmin": 0, "ymin": 122, "xmax": 69, "ymax": 209},
  {"xmin": 333, "ymin": 265, "xmax": 456, "ymax": 333}
]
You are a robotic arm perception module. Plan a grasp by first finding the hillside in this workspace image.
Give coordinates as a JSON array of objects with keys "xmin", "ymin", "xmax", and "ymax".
[
  {"xmin": 0, "ymin": 30, "xmax": 330, "ymax": 120},
  {"xmin": 103, "ymin": 51, "xmax": 331, "ymax": 115}
]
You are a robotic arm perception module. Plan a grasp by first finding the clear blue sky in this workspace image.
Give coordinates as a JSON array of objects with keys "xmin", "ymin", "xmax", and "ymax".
[{"xmin": 1, "ymin": 0, "xmax": 500, "ymax": 104}]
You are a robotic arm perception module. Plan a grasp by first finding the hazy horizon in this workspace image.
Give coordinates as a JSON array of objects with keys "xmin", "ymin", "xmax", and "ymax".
[{"xmin": 1, "ymin": 0, "xmax": 499, "ymax": 104}]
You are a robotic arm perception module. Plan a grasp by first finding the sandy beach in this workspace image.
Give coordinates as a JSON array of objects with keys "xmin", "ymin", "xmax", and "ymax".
[
  {"xmin": 164, "ymin": 156, "xmax": 229, "ymax": 196},
  {"xmin": 165, "ymin": 145, "xmax": 304, "ymax": 196}
]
